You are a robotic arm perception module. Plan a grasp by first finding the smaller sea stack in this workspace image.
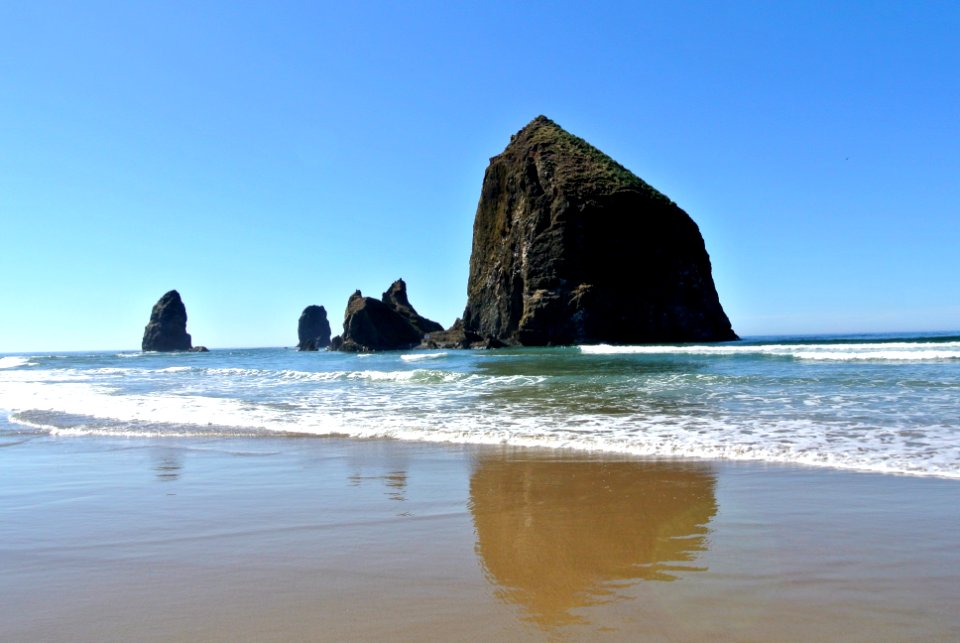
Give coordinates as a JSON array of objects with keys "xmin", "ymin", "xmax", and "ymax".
[
  {"xmin": 142, "ymin": 290, "xmax": 193, "ymax": 352},
  {"xmin": 297, "ymin": 305, "xmax": 332, "ymax": 351},
  {"xmin": 381, "ymin": 279, "xmax": 443, "ymax": 335},
  {"xmin": 331, "ymin": 280, "xmax": 442, "ymax": 352}
]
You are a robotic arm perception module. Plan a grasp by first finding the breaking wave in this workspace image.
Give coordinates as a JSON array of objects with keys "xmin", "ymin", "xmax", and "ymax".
[
  {"xmin": 0, "ymin": 357, "xmax": 33, "ymax": 369},
  {"xmin": 580, "ymin": 341, "xmax": 960, "ymax": 361}
]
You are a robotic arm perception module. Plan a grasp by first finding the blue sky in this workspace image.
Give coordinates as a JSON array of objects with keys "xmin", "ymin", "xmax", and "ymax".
[{"xmin": 2, "ymin": 1, "xmax": 958, "ymax": 351}]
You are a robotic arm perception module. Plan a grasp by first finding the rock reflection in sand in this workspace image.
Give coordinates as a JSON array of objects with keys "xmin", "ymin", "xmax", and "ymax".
[
  {"xmin": 151, "ymin": 448, "xmax": 184, "ymax": 482},
  {"xmin": 348, "ymin": 470, "xmax": 408, "ymax": 502},
  {"xmin": 469, "ymin": 455, "xmax": 716, "ymax": 627}
]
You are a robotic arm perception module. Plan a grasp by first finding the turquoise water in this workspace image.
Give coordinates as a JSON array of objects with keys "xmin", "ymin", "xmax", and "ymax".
[{"xmin": 2, "ymin": 333, "xmax": 958, "ymax": 478}]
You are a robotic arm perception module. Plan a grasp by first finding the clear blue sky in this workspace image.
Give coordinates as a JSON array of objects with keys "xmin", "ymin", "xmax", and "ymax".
[{"xmin": 2, "ymin": 1, "xmax": 958, "ymax": 351}]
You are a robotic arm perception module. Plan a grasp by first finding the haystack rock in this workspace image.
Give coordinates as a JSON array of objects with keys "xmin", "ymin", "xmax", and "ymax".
[
  {"xmin": 462, "ymin": 116, "xmax": 737, "ymax": 346},
  {"xmin": 297, "ymin": 305, "xmax": 332, "ymax": 351},
  {"xmin": 142, "ymin": 290, "xmax": 194, "ymax": 351}
]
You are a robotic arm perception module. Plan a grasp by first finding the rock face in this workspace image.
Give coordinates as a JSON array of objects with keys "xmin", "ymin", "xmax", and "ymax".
[
  {"xmin": 142, "ymin": 290, "xmax": 193, "ymax": 351},
  {"xmin": 420, "ymin": 318, "xmax": 471, "ymax": 349},
  {"xmin": 419, "ymin": 318, "xmax": 509, "ymax": 350},
  {"xmin": 331, "ymin": 287, "xmax": 429, "ymax": 352},
  {"xmin": 297, "ymin": 305, "xmax": 332, "ymax": 351},
  {"xmin": 462, "ymin": 116, "xmax": 737, "ymax": 346}
]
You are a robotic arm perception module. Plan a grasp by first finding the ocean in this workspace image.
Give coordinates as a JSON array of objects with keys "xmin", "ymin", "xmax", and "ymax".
[{"xmin": 2, "ymin": 333, "xmax": 958, "ymax": 479}]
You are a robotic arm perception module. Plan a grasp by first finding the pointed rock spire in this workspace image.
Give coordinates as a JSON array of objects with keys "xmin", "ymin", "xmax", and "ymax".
[{"xmin": 382, "ymin": 279, "xmax": 443, "ymax": 335}]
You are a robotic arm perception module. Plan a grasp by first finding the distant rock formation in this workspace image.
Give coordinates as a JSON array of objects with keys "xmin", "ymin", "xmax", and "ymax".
[
  {"xmin": 142, "ymin": 290, "xmax": 194, "ymax": 352},
  {"xmin": 462, "ymin": 116, "xmax": 737, "ymax": 346},
  {"xmin": 331, "ymin": 281, "xmax": 442, "ymax": 352},
  {"xmin": 382, "ymin": 279, "xmax": 443, "ymax": 335},
  {"xmin": 297, "ymin": 305, "xmax": 331, "ymax": 351}
]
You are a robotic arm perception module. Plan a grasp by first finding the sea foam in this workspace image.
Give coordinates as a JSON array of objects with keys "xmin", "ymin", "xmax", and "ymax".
[
  {"xmin": 580, "ymin": 341, "xmax": 960, "ymax": 361},
  {"xmin": 0, "ymin": 357, "xmax": 33, "ymax": 369}
]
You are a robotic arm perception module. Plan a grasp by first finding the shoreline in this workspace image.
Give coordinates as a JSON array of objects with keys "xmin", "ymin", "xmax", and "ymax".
[
  {"xmin": 2, "ymin": 431, "xmax": 958, "ymax": 641},
  {"xmin": 7, "ymin": 416, "xmax": 958, "ymax": 482}
]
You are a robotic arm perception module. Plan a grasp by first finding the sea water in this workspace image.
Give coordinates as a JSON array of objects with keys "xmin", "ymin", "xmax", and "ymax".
[{"xmin": 1, "ymin": 333, "xmax": 958, "ymax": 478}]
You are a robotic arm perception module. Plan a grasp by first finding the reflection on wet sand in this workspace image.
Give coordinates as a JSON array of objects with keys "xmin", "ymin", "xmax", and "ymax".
[
  {"xmin": 348, "ymin": 470, "xmax": 408, "ymax": 501},
  {"xmin": 151, "ymin": 448, "xmax": 184, "ymax": 482},
  {"xmin": 469, "ymin": 455, "xmax": 716, "ymax": 628}
]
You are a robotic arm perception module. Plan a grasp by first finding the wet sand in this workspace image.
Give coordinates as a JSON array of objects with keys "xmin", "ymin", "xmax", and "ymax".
[{"xmin": 1, "ymin": 430, "xmax": 958, "ymax": 641}]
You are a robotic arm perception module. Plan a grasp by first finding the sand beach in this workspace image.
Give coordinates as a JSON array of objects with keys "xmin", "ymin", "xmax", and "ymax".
[{"xmin": 2, "ymin": 429, "xmax": 957, "ymax": 642}]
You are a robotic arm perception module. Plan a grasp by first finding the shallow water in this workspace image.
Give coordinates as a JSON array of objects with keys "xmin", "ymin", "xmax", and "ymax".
[{"xmin": 1, "ymin": 332, "xmax": 959, "ymax": 477}]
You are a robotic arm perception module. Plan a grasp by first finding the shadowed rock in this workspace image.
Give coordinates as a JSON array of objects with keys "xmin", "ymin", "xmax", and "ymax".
[
  {"xmin": 297, "ymin": 305, "xmax": 331, "ymax": 351},
  {"xmin": 419, "ymin": 318, "xmax": 510, "ymax": 350},
  {"xmin": 382, "ymin": 279, "xmax": 443, "ymax": 335},
  {"xmin": 462, "ymin": 115, "xmax": 737, "ymax": 346},
  {"xmin": 421, "ymin": 318, "xmax": 472, "ymax": 349},
  {"xmin": 142, "ymin": 290, "xmax": 193, "ymax": 352},
  {"xmin": 331, "ymin": 290, "xmax": 424, "ymax": 352}
]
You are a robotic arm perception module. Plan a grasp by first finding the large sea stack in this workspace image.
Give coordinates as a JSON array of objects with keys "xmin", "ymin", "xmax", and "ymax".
[
  {"xmin": 142, "ymin": 290, "xmax": 193, "ymax": 351},
  {"xmin": 297, "ymin": 305, "xmax": 332, "ymax": 351},
  {"xmin": 461, "ymin": 116, "xmax": 737, "ymax": 345}
]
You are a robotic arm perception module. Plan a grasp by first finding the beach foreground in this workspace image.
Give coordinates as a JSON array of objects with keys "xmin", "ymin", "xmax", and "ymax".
[{"xmin": 1, "ymin": 429, "xmax": 957, "ymax": 642}]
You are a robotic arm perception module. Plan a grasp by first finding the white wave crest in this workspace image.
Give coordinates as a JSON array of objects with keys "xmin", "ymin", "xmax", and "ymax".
[
  {"xmin": 205, "ymin": 367, "xmax": 422, "ymax": 383},
  {"xmin": 400, "ymin": 352, "xmax": 448, "ymax": 362},
  {"xmin": 790, "ymin": 350, "xmax": 959, "ymax": 361},
  {"xmin": 200, "ymin": 367, "xmax": 544, "ymax": 386},
  {"xmin": 580, "ymin": 341, "xmax": 960, "ymax": 362},
  {"xmin": 0, "ymin": 357, "xmax": 33, "ymax": 369}
]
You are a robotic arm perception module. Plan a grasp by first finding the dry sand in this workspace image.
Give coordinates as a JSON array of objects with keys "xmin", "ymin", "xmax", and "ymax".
[{"xmin": 1, "ymin": 432, "xmax": 958, "ymax": 641}]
